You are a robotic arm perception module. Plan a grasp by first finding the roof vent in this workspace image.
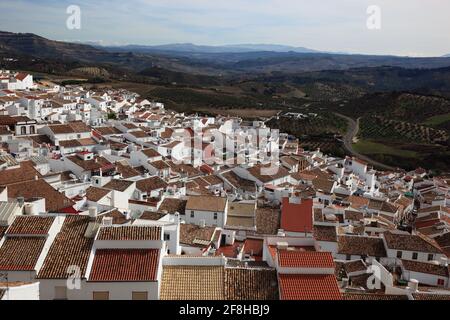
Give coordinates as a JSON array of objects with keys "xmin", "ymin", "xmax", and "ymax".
[
  {"xmin": 276, "ymin": 242, "xmax": 289, "ymax": 251},
  {"xmin": 102, "ymin": 217, "xmax": 113, "ymax": 226}
]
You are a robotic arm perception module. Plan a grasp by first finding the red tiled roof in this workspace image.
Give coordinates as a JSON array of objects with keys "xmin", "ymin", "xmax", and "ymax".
[
  {"xmin": 7, "ymin": 216, "xmax": 55, "ymax": 235},
  {"xmin": 0, "ymin": 237, "xmax": 47, "ymax": 271},
  {"xmin": 278, "ymin": 251, "xmax": 335, "ymax": 269},
  {"xmin": 280, "ymin": 198, "xmax": 313, "ymax": 233},
  {"xmin": 89, "ymin": 249, "xmax": 159, "ymax": 282},
  {"xmin": 279, "ymin": 274, "xmax": 342, "ymax": 300}
]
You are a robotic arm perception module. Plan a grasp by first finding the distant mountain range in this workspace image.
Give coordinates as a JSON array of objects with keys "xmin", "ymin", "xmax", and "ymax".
[
  {"xmin": 101, "ymin": 42, "xmax": 322, "ymax": 54},
  {"xmin": 2, "ymin": 30, "xmax": 450, "ymax": 77}
]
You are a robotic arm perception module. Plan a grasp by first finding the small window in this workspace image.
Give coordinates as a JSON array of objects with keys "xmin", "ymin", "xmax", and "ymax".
[
  {"xmin": 132, "ymin": 292, "xmax": 148, "ymax": 300},
  {"xmin": 437, "ymin": 279, "xmax": 445, "ymax": 286},
  {"xmin": 412, "ymin": 252, "xmax": 418, "ymax": 260},
  {"xmin": 77, "ymin": 134, "xmax": 81, "ymax": 139},
  {"xmin": 191, "ymin": 211, "xmax": 195, "ymax": 218},
  {"xmin": 164, "ymin": 234, "xmax": 170, "ymax": 241},
  {"xmin": 214, "ymin": 212, "xmax": 218, "ymax": 220},
  {"xmin": 54, "ymin": 286, "xmax": 67, "ymax": 300},
  {"xmin": 20, "ymin": 126, "xmax": 26, "ymax": 135},
  {"xmin": 428, "ymin": 254, "xmax": 434, "ymax": 261},
  {"xmin": 397, "ymin": 251, "xmax": 402, "ymax": 259},
  {"xmin": 93, "ymin": 292, "xmax": 109, "ymax": 300},
  {"xmin": 346, "ymin": 254, "xmax": 351, "ymax": 261}
]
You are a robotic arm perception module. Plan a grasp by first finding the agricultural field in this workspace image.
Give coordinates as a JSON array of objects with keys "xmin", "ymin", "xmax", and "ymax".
[
  {"xmin": 359, "ymin": 116, "xmax": 449, "ymax": 144},
  {"xmin": 423, "ymin": 113, "xmax": 450, "ymax": 127},
  {"xmin": 194, "ymin": 108, "xmax": 280, "ymax": 119},
  {"xmin": 353, "ymin": 140, "xmax": 418, "ymax": 158}
]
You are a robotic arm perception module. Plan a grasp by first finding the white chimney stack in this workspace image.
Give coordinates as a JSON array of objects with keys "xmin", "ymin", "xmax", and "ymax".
[
  {"xmin": 89, "ymin": 207, "xmax": 98, "ymax": 220},
  {"xmin": 407, "ymin": 279, "xmax": 419, "ymax": 292}
]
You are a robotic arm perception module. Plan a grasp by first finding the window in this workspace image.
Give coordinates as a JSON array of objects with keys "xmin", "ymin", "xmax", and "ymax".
[
  {"xmin": 397, "ymin": 251, "xmax": 402, "ymax": 259},
  {"xmin": 164, "ymin": 234, "xmax": 170, "ymax": 241},
  {"xmin": 437, "ymin": 279, "xmax": 445, "ymax": 286},
  {"xmin": 132, "ymin": 292, "xmax": 148, "ymax": 300},
  {"xmin": 54, "ymin": 286, "xmax": 67, "ymax": 300},
  {"xmin": 77, "ymin": 134, "xmax": 81, "ymax": 139},
  {"xmin": 428, "ymin": 254, "xmax": 434, "ymax": 261},
  {"xmin": 30, "ymin": 126, "xmax": 35, "ymax": 134},
  {"xmin": 214, "ymin": 212, "xmax": 218, "ymax": 220},
  {"xmin": 346, "ymin": 254, "xmax": 351, "ymax": 261},
  {"xmin": 93, "ymin": 292, "xmax": 109, "ymax": 300},
  {"xmin": 191, "ymin": 211, "xmax": 195, "ymax": 218},
  {"xmin": 20, "ymin": 126, "xmax": 26, "ymax": 135},
  {"xmin": 412, "ymin": 252, "xmax": 418, "ymax": 260}
]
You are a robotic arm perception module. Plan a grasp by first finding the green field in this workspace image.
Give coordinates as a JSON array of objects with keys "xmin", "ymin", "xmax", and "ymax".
[
  {"xmin": 353, "ymin": 140, "xmax": 418, "ymax": 158},
  {"xmin": 423, "ymin": 113, "xmax": 450, "ymax": 126}
]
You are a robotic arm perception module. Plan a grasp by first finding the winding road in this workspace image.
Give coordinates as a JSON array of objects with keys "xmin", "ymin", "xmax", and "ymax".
[{"xmin": 334, "ymin": 113, "xmax": 396, "ymax": 171}]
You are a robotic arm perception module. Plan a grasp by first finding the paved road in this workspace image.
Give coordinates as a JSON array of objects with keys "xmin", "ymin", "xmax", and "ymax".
[{"xmin": 334, "ymin": 113, "xmax": 396, "ymax": 171}]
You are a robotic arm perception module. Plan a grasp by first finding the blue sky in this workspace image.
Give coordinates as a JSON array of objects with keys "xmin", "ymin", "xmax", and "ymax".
[{"xmin": 0, "ymin": 0, "xmax": 449, "ymax": 56}]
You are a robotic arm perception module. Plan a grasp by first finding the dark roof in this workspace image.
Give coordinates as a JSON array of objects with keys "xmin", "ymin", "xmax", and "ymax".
[
  {"xmin": 313, "ymin": 225, "xmax": 337, "ymax": 242},
  {"xmin": 97, "ymin": 226, "xmax": 161, "ymax": 241},
  {"xmin": 136, "ymin": 176, "xmax": 168, "ymax": 193},
  {"xmin": 338, "ymin": 236, "xmax": 387, "ymax": 258},
  {"xmin": 85, "ymin": 187, "xmax": 111, "ymax": 202},
  {"xmin": 401, "ymin": 259, "xmax": 449, "ymax": 277},
  {"xmin": 7, "ymin": 216, "xmax": 55, "ymax": 235},
  {"xmin": 38, "ymin": 216, "xmax": 93, "ymax": 279},
  {"xmin": 224, "ymin": 268, "xmax": 279, "ymax": 300},
  {"xmin": 103, "ymin": 179, "xmax": 134, "ymax": 192},
  {"xmin": 0, "ymin": 237, "xmax": 46, "ymax": 271},
  {"xmin": 0, "ymin": 161, "xmax": 42, "ymax": 185},
  {"xmin": 6, "ymin": 179, "xmax": 74, "ymax": 212},
  {"xmin": 158, "ymin": 198, "xmax": 187, "ymax": 214},
  {"xmin": 384, "ymin": 231, "xmax": 443, "ymax": 253}
]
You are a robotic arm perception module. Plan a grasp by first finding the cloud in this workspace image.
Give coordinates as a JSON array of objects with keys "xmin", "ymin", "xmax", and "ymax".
[{"xmin": 0, "ymin": 0, "xmax": 449, "ymax": 56}]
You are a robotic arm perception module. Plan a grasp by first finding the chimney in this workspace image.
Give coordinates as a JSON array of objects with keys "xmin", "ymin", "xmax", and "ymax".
[
  {"xmin": 276, "ymin": 242, "xmax": 289, "ymax": 251},
  {"xmin": 35, "ymin": 175, "xmax": 39, "ymax": 181},
  {"xmin": 440, "ymin": 257, "xmax": 449, "ymax": 267},
  {"xmin": 89, "ymin": 207, "xmax": 98, "ymax": 221},
  {"xmin": 407, "ymin": 279, "xmax": 419, "ymax": 292}
]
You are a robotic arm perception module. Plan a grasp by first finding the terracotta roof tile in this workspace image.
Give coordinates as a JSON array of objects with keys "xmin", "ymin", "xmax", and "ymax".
[
  {"xmin": 0, "ymin": 237, "xmax": 46, "ymax": 271},
  {"xmin": 158, "ymin": 198, "xmax": 187, "ymax": 214},
  {"xmin": 7, "ymin": 216, "xmax": 55, "ymax": 235},
  {"xmin": 97, "ymin": 226, "xmax": 161, "ymax": 241},
  {"xmin": 224, "ymin": 268, "xmax": 279, "ymax": 300},
  {"xmin": 186, "ymin": 195, "xmax": 227, "ymax": 212},
  {"xmin": 136, "ymin": 176, "xmax": 167, "ymax": 193},
  {"xmin": 160, "ymin": 266, "xmax": 224, "ymax": 300},
  {"xmin": 279, "ymin": 274, "xmax": 342, "ymax": 300},
  {"xmin": 281, "ymin": 198, "xmax": 313, "ymax": 233},
  {"xmin": 38, "ymin": 216, "xmax": 93, "ymax": 279},
  {"xmin": 6, "ymin": 179, "xmax": 74, "ymax": 212},
  {"xmin": 85, "ymin": 187, "xmax": 111, "ymax": 202},
  {"xmin": 256, "ymin": 207, "xmax": 280, "ymax": 235},
  {"xmin": 384, "ymin": 231, "xmax": 443, "ymax": 253},
  {"xmin": 103, "ymin": 179, "xmax": 134, "ymax": 192},
  {"xmin": 278, "ymin": 251, "xmax": 335, "ymax": 269},
  {"xmin": 89, "ymin": 249, "xmax": 160, "ymax": 282}
]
